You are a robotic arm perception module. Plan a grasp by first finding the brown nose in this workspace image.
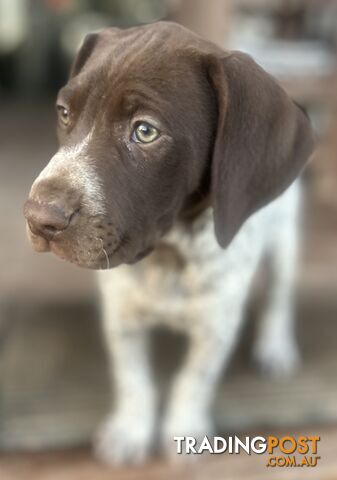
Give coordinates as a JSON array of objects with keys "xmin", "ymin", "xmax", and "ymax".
[{"xmin": 24, "ymin": 199, "xmax": 74, "ymax": 241}]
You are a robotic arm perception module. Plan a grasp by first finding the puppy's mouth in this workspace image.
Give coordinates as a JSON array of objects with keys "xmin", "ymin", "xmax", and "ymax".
[
  {"xmin": 27, "ymin": 225, "xmax": 157, "ymax": 270},
  {"xmin": 26, "ymin": 216, "xmax": 125, "ymax": 270}
]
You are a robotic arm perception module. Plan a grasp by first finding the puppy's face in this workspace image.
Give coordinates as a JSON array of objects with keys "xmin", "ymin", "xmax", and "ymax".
[
  {"xmin": 24, "ymin": 22, "xmax": 314, "ymax": 269},
  {"xmin": 24, "ymin": 24, "xmax": 216, "ymax": 268}
]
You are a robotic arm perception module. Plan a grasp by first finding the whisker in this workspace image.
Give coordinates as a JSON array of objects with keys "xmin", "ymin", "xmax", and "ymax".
[
  {"xmin": 99, "ymin": 237, "xmax": 110, "ymax": 269},
  {"xmin": 102, "ymin": 247, "xmax": 110, "ymax": 269}
]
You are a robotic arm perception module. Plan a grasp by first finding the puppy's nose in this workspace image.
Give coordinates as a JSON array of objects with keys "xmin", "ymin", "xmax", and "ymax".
[{"xmin": 24, "ymin": 199, "xmax": 74, "ymax": 241}]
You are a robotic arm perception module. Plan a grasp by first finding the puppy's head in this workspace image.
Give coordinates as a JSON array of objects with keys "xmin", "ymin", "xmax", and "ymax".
[{"xmin": 24, "ymin": 22, "xmax": 314, "ymax": 269}]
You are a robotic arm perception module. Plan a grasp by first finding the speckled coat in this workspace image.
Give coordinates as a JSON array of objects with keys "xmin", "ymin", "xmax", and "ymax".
[{"xmin": 95, "ymin": 180, "xmax": 301, "ymax": 464}]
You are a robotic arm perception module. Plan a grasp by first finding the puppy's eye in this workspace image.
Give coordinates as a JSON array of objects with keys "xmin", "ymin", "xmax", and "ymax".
[
  {"xmin": 132, "ymin": 122, "xmax": 160, "ymax": 144},
  {"xmin": 57, "ymin": 105, "xmax": 70, "ymax": 127}
]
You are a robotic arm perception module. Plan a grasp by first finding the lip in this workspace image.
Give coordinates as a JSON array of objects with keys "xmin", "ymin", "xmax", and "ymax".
[{"xmin": 27, "ymin": 223, "xmax": 51, "ymax": 253}]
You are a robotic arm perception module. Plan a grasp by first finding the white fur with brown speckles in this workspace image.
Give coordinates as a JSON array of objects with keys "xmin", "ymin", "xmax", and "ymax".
[{"xmin": 95, "ymin": 179, "xmax": 302, "ymax": 465}]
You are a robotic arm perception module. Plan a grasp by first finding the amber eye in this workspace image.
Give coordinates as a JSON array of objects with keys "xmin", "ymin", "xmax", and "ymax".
[
  {"xmin": 57, "ymin": 105, "xmax": 70, "ymax": 127},
  {"xmin": 132, "ymin": 122, "xmax": 160, "ymax": 144}
]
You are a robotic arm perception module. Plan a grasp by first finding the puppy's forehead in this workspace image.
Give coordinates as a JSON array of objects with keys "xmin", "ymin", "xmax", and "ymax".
[
  {"xmin": 57, "ymin": 22, "xmax": 220, "ymax": 132},
  {"xmin": 97, "ymin": 21, "xmax": 200, "ymax": 60},
  {"xmin": 77, "ymin": 22, "xmax": 210, "ymax": 86}
]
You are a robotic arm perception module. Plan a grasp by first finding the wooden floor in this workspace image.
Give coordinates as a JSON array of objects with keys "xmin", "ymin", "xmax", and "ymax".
[{"xmin": 0, "ymin": 426, "xmax": 336, "ymax": 480}]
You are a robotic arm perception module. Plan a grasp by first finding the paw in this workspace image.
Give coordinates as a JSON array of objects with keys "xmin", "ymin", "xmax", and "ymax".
[
  {"xmin": 162, "ymin": 411, "xmax": 214, "ymax": 462},
  {"xmin": 93, "ymin": 413, "xmax": 154, "ymax": 466},
  {"xmin": 253, "ymin": 333, "xmax": 301, "ymax": 378}
]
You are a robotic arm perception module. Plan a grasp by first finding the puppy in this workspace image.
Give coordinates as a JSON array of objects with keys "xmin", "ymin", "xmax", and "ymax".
[{"xmin": 24, "ymin": 22, "xmax": 314, "ymax": 465}]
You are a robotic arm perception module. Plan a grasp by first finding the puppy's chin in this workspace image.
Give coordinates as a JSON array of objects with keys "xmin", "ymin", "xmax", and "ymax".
[
  {"xmin": 68, "ymin": 245, "xmax": 154, "ymax": 270},
  {"xmin": 49, "ymin": 243, "xmax": 125, "ymax": 270}
]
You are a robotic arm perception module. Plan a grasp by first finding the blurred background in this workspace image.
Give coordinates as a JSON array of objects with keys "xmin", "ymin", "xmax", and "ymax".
[{"xmin": 0, "ymin": 0, "xmax": 337, "ymax": 479}]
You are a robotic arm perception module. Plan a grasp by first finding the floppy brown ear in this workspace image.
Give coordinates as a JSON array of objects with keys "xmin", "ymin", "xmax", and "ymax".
[{"xmin": 207, "ymin": 51, "xmax": 315, "ymax": 248}]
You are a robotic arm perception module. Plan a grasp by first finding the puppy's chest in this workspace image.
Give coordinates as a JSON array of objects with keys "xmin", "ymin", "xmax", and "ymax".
[
  {"xmin": 98, "ymin": 207, "xmax": 264, "ymax": 327},
  {"xmin": 133, "ymin": 241, "xmax": 211, "ymax": 301}
]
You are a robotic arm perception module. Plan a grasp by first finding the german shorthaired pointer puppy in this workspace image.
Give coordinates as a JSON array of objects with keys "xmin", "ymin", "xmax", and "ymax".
[{"xmin": 24, "ymin": 22, "xmax": 314, "ymax": 465}]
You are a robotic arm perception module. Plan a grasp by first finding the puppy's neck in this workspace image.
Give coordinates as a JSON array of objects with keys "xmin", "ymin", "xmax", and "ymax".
[{"xmin": 179, "ymin": 192, "xmax": 211, "ymax": 225}]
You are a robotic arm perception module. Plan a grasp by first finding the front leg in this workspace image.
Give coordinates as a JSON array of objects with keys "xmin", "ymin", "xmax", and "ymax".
[
  {"xmin": 162, "ymin": 298, "xmax": 246, "ymax": 459},
  {"xmin": 94, "ymin": 285, "xmax": 156, "ymax": 465}
]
